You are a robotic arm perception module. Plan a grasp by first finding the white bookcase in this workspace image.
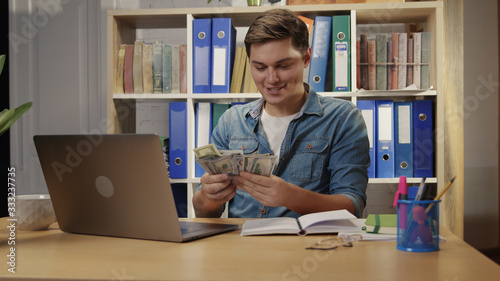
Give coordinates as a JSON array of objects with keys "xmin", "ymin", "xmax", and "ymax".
[{"xmin": 107, "ymin": 2, "xmax": 444, "ymax": 218}]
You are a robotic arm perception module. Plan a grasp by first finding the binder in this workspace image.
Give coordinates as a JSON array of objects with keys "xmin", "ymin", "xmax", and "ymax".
[
  {"xmin": 394, "ymin": 101, "xmax": 413, "ymax": 178},
  {"xmin": 357, "ymin": 100, "xmax": 376, "ymax": 178},
  {"xmin": 195, "ymin": 103, "xmax": 213, "ymax": 177},
  {"xmin": 413, "ymin": 100, "xmax": 434, "ymax": 177},
  {"xmin": 211, "ymin": 18, "xmax": 236, "ymax": 93},
  {"xmin": 212, "ymin": 103, "xmax": 230, "ymax": 131},
  {"xmin": 169, "ymin": 102, "xmax": 187, "ymax": 178},
  {"xmin": 308, "ymin": 16, "xmax": 332, "ymax": 92},
  {"xmin": 376, "ymin": 100, "xmax": 394, "ymax": 178},
  {"xmin": 331, "ymin": 15, "xmax": 350, "ymax": 92},
  {"xmin": 193, "ymin": 18, "xmax": 212, "ymax": 93}
]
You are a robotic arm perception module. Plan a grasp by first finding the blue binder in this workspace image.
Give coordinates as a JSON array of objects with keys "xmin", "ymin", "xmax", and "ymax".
[
  {"xmin": 394, "ymin": 101, "xmax": 413, "ymax": 178},
  {"xmin": 211, "ymin": 18, "xmax": 236, "ymax": 93},
  {"xmin": 376, "ymin": 100, "xmax": 395, "ymax": 178},
  {"xmin": 357, "ymin": 100, "xmax": 376, "ymax": 178},
  {"xmin": 169, "ymin": 102, "xmax": 187, "ymax": 178},
  {"xmin": 308, "ymin": 16, "xmax": 332, "ymax": 92},
  {"xmin": 195, "ymin": 103, "xmax": 213, "ymax": 177},
  {"xmin": 193, "ymin": 18, "xmax": 212, "ymax": 93},
  {"xmin": 413, "ymin": 100, "xmax": 434, "ymax": 177}
]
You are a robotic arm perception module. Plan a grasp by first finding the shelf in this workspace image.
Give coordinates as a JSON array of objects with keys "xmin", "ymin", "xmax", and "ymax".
[{"xmin": 113, "ymin": 90, "xmax": 436, "ymax": 101}]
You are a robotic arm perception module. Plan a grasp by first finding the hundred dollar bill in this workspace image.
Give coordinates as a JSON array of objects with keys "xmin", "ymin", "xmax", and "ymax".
[
  {"xmin": 193, "ymin": 143, "xmax": 221, "ymax": 159},
  {"xmin": 250, "ymin": 155, "xmax": 278, "ymax": 176}
]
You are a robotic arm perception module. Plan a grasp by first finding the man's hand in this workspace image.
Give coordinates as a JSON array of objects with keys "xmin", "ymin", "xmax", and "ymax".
[
  {"xmin": 193, "ymin": 173, "xmax": 237, "ymax": 218},
  {"xmin": 233, "ymin": 172, "xmax": 293, "ymax": 207},
  {"xmin": 200, "ymin": 173, "xmax": 237, "ymax": 204}
]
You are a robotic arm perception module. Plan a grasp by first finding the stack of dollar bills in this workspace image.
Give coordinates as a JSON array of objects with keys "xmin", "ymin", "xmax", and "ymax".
[{"xmin": 193, "ymin": 143, "xmax": 278, "ymax": 177}]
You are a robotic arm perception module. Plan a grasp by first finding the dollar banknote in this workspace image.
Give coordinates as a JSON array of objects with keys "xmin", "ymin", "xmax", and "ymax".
[{"xmin": 193, "ymin": 143, "xmax": 277, "ymax": 177}]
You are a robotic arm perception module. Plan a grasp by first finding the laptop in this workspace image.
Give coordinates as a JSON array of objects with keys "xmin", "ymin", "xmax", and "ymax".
[{"xmin": 33, "ymin": 134, "xmax": 238, "ymax": 242}]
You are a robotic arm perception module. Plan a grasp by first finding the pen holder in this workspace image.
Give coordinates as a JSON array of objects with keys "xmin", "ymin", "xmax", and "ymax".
[{"xmin": 397, "ymin": 199, "xmax": 440, "ymax": 252}]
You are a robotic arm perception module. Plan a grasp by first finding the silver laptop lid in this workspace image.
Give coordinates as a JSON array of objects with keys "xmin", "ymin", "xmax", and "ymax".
[{"xmin": 34, "ymin": 134, "xmax": 184, "ymax": 242}]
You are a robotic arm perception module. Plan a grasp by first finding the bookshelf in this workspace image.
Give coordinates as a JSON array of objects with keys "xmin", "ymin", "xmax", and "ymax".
[{"xmin": 106, "ymin": 2, "xmax": 449, "ymax": 223}]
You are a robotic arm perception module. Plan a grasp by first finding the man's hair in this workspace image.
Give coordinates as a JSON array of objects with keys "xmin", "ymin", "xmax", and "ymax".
[{"xmin": 244, "ymin": 9, "xmax": 309, "ymax": 58}]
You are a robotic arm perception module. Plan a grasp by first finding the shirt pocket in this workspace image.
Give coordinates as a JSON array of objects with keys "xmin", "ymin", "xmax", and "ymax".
[
  {"xmin": 290, "ymin": 138, "xmax": 329, "ymax": 182},
  {"xmin": 229, "ymin": 138, "xmax": 259, "ymax": 154}
]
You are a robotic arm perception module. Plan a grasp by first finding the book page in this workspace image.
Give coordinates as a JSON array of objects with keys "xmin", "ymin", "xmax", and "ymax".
[
  {"xmin": 241, "ymin": 217, "xmax": 299, "ymax": 236},
  {"xmin": 298, "ymin": 210, "xmax": 356, "ymax": 230}
]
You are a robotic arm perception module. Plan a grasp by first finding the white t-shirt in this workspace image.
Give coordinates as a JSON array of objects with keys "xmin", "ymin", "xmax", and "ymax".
[{"xmin": 260, "ymin": 108, "xmax": 296, "ymax": 158}]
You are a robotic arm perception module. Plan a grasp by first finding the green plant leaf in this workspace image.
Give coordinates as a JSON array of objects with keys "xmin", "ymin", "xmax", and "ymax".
[
  {"xmin": 0, "ymin": 54, "xmax": 5, "ymax": 77},
  {"xmin": 0, "ymin": 102, "xmax": 33, "ymax": 135}
]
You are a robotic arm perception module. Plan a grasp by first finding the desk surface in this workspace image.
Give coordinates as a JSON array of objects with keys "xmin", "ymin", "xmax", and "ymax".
[{"xmin": 0, "ymin": 217, "xmax": 499, "ymax": 281}]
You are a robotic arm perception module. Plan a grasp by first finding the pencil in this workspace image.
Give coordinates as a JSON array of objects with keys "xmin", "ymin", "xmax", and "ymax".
[{"xmin": 425, "ymin": 176, "xmax": 456, "ymax": 213}]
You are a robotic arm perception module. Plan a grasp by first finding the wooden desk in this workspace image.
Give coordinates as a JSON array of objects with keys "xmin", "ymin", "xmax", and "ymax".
[{"xmin": 0, "ymin": 217, "xmax": 498, "ymax": 280}]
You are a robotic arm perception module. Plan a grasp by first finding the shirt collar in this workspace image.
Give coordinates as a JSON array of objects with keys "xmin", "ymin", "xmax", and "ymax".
[{"xmin": 246, "ymin": 83, "xmax": 323, "ymax": 120}]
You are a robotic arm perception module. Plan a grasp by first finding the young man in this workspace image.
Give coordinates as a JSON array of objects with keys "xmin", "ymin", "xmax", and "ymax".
[{"xmin": 193, "ymin": 9, "xmax": 369, "ymax": 218}]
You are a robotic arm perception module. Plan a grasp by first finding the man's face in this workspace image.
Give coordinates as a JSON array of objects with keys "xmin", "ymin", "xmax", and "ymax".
[{"xmin": 249, "ymin": 38, "xmax": 311, "ymax": 117}]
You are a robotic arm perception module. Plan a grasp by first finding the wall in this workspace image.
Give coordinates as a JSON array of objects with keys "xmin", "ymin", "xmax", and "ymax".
[{"xmin": 463, "ymin": 0, "xmax": 499, "ymax": 250}]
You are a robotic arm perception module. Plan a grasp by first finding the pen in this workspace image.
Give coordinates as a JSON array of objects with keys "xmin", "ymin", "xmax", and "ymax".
[
  {"xmin": 425, "ymin": 176, "xmax": 456, "ymax": 213},
  {"xmin": 392, "ymin": 176, "xmax": 408, "ymax": 207},
  {"xmin": 414, "ymin": 177, "xmax": 427, "ymax": 201},
  {"xmin": 397, "ymin": 176, "xmax": 408, "ymax": 231}
]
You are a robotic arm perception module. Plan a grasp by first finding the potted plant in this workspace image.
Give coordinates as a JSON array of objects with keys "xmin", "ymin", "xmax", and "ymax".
[{"xmin": 0, "ymin": 54, "xmax": 32, "ymax": 135}]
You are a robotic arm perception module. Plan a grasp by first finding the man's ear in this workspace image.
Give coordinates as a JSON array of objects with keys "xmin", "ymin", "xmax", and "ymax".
[{"xmin": 303, "ymin": 47, "xmax": 312, "ymax": 68}]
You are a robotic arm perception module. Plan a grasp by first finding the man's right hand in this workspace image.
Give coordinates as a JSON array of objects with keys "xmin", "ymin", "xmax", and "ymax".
[{"xmin": 192, "ymin": 173, "xmax": 237, "ymax": 217}]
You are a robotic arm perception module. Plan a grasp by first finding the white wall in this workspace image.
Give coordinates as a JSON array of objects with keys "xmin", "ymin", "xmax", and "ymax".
[{"xmin": 463, "ymin": 0, "xmax": 499, "ymax": 250}]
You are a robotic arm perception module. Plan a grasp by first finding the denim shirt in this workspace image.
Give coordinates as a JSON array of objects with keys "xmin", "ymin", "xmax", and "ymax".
[{"xmin": 209, "ymin": 85, "xmax": 369, "ymax": 218}]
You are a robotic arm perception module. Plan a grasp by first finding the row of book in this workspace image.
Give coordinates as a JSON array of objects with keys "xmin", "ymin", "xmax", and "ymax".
[
  {"xmin": 169, "ymin": 102, "xmax": 246, "ymax": 179},
  {"xmin": 116, "ymin": 41, "xmax": 187, "ymax": 94},
  {"xmin": 356, "ymin": 32, "xmax": 431, "ymax": 91},
  {"xmin": 358, "ymin": 99, "xmax": 434, "ymax": 179}
]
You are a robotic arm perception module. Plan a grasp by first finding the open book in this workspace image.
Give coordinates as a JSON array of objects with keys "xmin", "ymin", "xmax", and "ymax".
[{"xmin": 241, "ymin": 210, "xmax": 361, "ymax": 236}]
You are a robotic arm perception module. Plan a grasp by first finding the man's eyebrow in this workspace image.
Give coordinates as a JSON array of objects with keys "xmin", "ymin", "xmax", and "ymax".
[{"xmin": 250, "ymin": 57, "xmax": 295, "ymax": 65}]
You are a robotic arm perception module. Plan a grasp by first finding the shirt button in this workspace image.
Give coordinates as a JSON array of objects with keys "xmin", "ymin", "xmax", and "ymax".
[{"xmin": 260, "ymin": 209, "xmax": 266, "ymax": 214}]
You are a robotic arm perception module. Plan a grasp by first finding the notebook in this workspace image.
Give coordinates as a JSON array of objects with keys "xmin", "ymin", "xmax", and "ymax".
[{"xmin": 33, "ymin": 134, "xmax": 238, "ymax": 242}]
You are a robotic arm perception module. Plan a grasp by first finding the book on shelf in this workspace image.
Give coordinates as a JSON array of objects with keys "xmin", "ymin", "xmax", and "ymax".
[
  {"xmin": 133, "ymin": 40, "xmax": 144, "ymax": 94},
  {"xmin": 375, "ymin": 34, "xmax": 387, "ymax": 90},
  {"xmin": 390, "ymin": 33, "xmax": 399, "ymax": 90},
  {"xmin": 123, "ymin": 44, "xmax": 134, "ymax": 94},
  {"xmin": 241, "ymin": 210, "xmax": 360, "ymax": 236},
  {"xmin": 116, "ymin": 44, "xmax": 126, "ymax": 94},
  {"xmin": 230, "ymin": 46, "xmax": 246, "ymax": 93},
  {"xmin": 162, "ymin": 44, "xmax": 172, "ymax": 93},
  {"xmin": 298, "ymin": 15, "xmax": 314, "ymax": 83},
  {"xmin": 387, "ymin": 39, "xmax": 393, "ymax": 90},
  {"xmin": 367, "ymin": 39, "xmax": 376, "ymax": 90},
  {"xmin": 420, "ymin": 32, "xmax": 431, "ymax": 89},
  {"xmin": 142, "ymin": 43, "xmax": 153, "ymax": 94},
  {"xmin": 413, "ymin": 32, "xmax": 421, "ymax": 89},
  {"xmin": 179, "ymin": 44, "xmax": 187, "ymax": 94},
  {"xmin": 407, "ymin": 38, "xmax": 413, "ymax": 86},
  {"xmin": 152, "ymin": 41, "xmax": 163, "ymax": 94},
  {"xmin": 397, "ymin": 32, "xmax": 407, "ymax": 89},
  {"xmin": 359, "ymin": 34, "xmax": 368, "ymax": 90},
  {"xmin": 171, "ymin": 44, "xmax": 180, "ymax": 93}
]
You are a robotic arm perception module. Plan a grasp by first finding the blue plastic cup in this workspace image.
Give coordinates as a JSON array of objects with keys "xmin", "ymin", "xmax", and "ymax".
[{"xmin": 397, "ymin": 199, "xmax": 440, "ymax": 252}]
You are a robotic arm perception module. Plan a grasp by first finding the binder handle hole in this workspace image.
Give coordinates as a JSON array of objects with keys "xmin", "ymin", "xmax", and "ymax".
[
  {"xmin": 400, "ymin": 162, "xmax": 408, "ymax": 169},
  {"xmin": 382, "ymin": 154, "xmax": 390, "ymax": 161},
  {"xmin": 175, "ymin": 157, "xmax": 182, "ymax": 166}
]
